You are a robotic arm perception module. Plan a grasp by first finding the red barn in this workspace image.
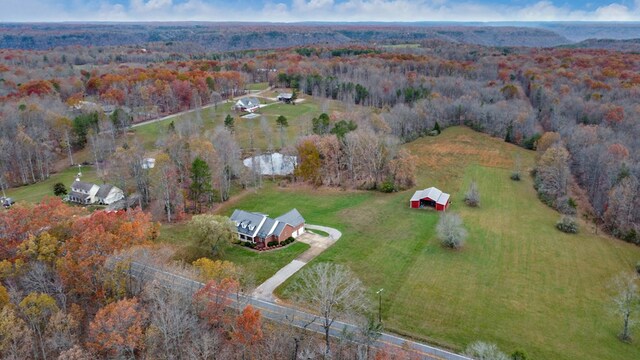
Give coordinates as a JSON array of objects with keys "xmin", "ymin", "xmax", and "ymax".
[{"xmin": 410, "ymin": 187, "xmax": 451, "ymax": 211}]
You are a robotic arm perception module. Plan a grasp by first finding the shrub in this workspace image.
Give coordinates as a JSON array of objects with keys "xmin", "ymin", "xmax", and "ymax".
[
  {"xmin": 428, "ymin": 130, "xmax": 439, "ymax": 136},
  {"xmin": 556, "ymin": 216, "xmax": 579, "ymax": 234},
  {"xmin": 511, "ymin": 350, "xmax": 529, "ymax": 360},
  {"xmin": 464, "ymin": 341, "xmax": 509, "ymax": 360},
  {"xmin": 267, "ymin": 240, "xmax": 279, "ymax": 247},
  {"xmin": 622, "ymin": 229, "xmax": 639, "ymax": 245},
  {"xmin": 635, "ymin": 261, "xmax": 640, "ymax": 275},
  {"xmin": 242, "ymin": 241, "xmax": 256, "ymax": 248},
  {"xmin": 523, "ymin": 133, "xmax": 541, "ymax": 150},
  {"xmin": 464, "ymin": 181, "xmax": 480, "ymax": 207},
  {"xmin": 510, "ymin": 172, "xmax": 521, "ymax": 181},
  {"xmin": 437, "ymin": 213, "xmax": 467, "ymax": 249},
  {"xmin": 281, "ymin": 237, "xmax": 295, "ymax": 245},
  {"xmin": 557, "ymin": 196, "xmax": 577, "ymax": 216},
  {"xmin": 379, "ymin": 180, "xmax": 395, "ymax": 193}
]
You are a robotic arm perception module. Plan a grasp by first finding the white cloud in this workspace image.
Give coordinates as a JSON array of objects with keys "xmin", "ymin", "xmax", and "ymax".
[
  {"xmin": 131, "ymin": 0, "xmax": 173, "ymax": 12},
  {"xmin": 1, "ymin": 0, "xmax": 639, "ymax": 22}
]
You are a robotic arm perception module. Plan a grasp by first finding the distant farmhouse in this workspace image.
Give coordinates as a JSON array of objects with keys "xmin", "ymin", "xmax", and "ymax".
[
  {"xmin": 230, "ymin": 209, "xmax": 305, "ymax": 248},
  {"xmin": 410, "ymin": 187, "xmax": 451, "ymax": 211},
  {"xmin": 234, "ymin": 97, "xmax": 260, "ymax": 112},
  {"xmin": 141, "ymin": 158, "xmax": 156, "ymax": 169},
  {"xmin": 68, "ymin": 179, "xmax": 124, "ymax": 206},
  {"xmin": 277, "ymin": 93, "xmax": 294, "ymax": 104}
]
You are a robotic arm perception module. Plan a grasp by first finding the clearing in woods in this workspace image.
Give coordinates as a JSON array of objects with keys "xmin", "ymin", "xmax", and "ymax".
[{"xmin": 216, "ymin": 126, "xmax": 640, "ymax": 360}]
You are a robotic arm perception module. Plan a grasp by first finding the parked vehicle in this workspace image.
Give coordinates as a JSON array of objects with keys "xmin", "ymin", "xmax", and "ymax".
[{"xmin": 3, "ymin": 197, "xmax": 15, "ymax": 208}]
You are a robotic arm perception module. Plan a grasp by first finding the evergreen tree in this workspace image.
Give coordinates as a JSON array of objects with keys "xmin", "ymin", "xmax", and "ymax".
[
  {"xmin": 53, "ymin": 182, "xmax": 67, "ymax": 196},
  {"xmin": 189, "ymin": 157, "xmax": 213, "ymax": 213},
  {"xmin": 224, "ymin": 114, "xmax": 235, "ymax": 132},
  {"xmin": 433, "ymin": 121, "xmax": 441, "ymax": 134}
]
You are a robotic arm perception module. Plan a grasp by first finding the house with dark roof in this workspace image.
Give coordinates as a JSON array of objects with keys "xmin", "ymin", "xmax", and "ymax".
[
  {"xmin": 410, "ymin": 187, "xmax": 451, "ymax": 211},
  {"xmin": 277, "ymin": 93, "xmax": 294, "ymax": 103},
  {"xmin": 68, "ymin": 179, "xmax": 124, "ymax": 206},
  {"xmin": 234, "ymin": 97, "xmax": 261, "ymax": 112},
  {"xmin": 69, "ymin": 180, "xmax": 100, "ymax": 204},
  {"xmin": 230, "ymin": 208, "xmax": 305, "ymax": 248}
]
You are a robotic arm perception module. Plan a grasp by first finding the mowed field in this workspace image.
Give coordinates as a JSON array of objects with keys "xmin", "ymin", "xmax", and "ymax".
[
  {"xmin": 4, "ymin": 165, "xmax": 99, "ymax": 204},
  {"xmin": 132, "ymin": 95, "xmax": 341, "ymax": 151},
  {"xmin": 218, "ymin": 127, "xmax": 640, "ymax": 360}
]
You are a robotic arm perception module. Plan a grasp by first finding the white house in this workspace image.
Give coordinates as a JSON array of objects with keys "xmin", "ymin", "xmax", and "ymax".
[
  {"xmin": 68, "ymin": 179, "xmax": 124, "ymax": 206},
  {"xmin": 95, "ymin": 184, "xmax": 125, "ymax": 205},
  {"xmin": 69, "ymin": 180, "xmax": 100, "ymax": 204}
]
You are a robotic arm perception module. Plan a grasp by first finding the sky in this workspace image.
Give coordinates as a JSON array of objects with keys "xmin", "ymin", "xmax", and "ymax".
[{"xmin": 2, "ymin": 0, "xmax": 640, "ymax": 22}]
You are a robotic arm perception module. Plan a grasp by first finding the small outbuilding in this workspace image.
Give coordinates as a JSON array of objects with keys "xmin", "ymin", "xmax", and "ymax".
[
  {"xmin": 410, "ymin": 187, "xmax": 450, "ymax": 211},
  {"xmin": 277, "ymin": 93, "xmax": 294, "ymax": 103}
]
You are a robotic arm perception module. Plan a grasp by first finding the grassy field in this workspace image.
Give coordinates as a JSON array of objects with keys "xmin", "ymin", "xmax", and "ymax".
[
  {"xmin": 214, "ymin": 127, "xmax": 640, "ymax": 360},
  {"xmin": 131, "ymin": 98, "xmax": 330, "ymax": 151},
  {"xmin": 245, "ymin": 82, "xmax": 269, "ymax": 91},
  {"xmin": 157, "ymin": 221, "xmax": 310, "ymax": 284},
  {"xmin": 4, "ymin": 165, "xmax": 99, "ymax": 204}
]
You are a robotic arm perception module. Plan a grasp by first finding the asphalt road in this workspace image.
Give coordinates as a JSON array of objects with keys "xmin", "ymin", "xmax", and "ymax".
[{"xmin": 124, "ymin": 260, "xmax": 471, "ymax": 360}]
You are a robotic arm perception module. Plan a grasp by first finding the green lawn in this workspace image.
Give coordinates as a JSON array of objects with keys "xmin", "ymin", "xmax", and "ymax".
[
  {"xmin": 218, "ymin": 127, "xmax": 640, "ymax": 360},
  {"xmin": 4, "ymin": 165, "xmax": 99, "ymax": 204},
  {"xmin": 132, "ymin": 99, "xmax": 327, "ymax": 151},
  {"xmin": 157, "ymin": 220, "xmax": 310, "ymax": 285},
  {"xmin": 245, "ymin": 82, "xmax": 269, "ymax": 91}
]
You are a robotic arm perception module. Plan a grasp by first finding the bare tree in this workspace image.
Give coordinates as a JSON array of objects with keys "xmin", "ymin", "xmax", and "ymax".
[
  {"xmin": 610, "ymin": 272, "xmax": 640, "ymax": 342},
  {"xmin": 211, "ymin": 128, "xmax": 241, "ymax": 202},
  {"xmin": 293, "ymin": 263, "xmax": 370, "ymax": 357},
  {"xmin": 437, "ymin": 213, "xmax": 467, "ymax": 249},
  {"xmin": 464, "ymin": 180, "xmax": 480, "ymax": 207},
  {"xmin": 144, "ymin": 282, "xmax": 200, "ymax": 360}
]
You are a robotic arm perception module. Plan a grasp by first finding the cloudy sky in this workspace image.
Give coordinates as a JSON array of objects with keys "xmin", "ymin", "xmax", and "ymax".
[{"xmin": 2, "ymin": 0, "xmax": 640, "ymax": 22}]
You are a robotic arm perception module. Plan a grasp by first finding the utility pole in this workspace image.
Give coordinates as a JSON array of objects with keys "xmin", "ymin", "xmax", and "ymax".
[{"xmin": 376, "ymin": 288, "xmax": 384, "ymax": 323}]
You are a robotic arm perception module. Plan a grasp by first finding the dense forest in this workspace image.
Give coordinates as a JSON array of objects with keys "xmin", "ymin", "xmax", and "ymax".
[
  {"xmin": 1, "ymin": 37, "xmax": 639, "ymax": 242},
  {"xmin": 0, "ymin": 23, "xmax": 573, "ymax": 50}
]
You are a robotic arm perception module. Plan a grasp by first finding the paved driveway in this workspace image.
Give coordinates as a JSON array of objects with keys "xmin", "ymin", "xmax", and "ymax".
[{"xmin": 252, "ymin": 224, "xmax": 340, "ymax": 301}]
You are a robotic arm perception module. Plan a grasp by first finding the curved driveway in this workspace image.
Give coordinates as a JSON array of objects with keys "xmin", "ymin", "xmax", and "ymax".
[{"xmin": 252, "ymin": 224, "xmax": 341, "ymax": 301}]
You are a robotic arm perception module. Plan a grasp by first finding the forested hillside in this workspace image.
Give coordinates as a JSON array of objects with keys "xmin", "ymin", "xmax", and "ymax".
[{"xmin": 0, "ymin": 23, "xmax": 571, "ymax": 50}]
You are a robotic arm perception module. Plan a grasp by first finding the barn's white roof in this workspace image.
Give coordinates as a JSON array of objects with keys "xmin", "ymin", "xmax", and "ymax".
[{"xmin": 410, "ymin": 187, "xmax": 450, "ymax": 205}]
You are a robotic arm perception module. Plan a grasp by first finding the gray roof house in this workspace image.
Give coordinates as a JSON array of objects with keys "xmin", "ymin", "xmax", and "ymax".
[
  {"xmin": 230, "ymin": 208, "xmax": 306, "ymax": 248},
  {"xmin": 68, "ymin": 179, "xmax": 124, "ymax": 206},
  {"xmin": 234, "ymin": 97, "xmax": 261, "ymax": 112},
  {"xmin": 69, "ymin": 180, "xmax": 100, "ymax": 204}
]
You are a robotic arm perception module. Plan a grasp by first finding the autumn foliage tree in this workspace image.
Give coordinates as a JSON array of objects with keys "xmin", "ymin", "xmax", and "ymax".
[
  {"xmin": 194, "ymin": 279, "xmax": 239, "ymax": 328},
  {"xmin": 87, "ymin": 297, "xmax": 148, "ymax": 358},
  {"xmin": 295, "ymin": 138, "xmax": 322, "ymax": 186},
  {"xmin": 58, "ymin": 209, "xmax": 156, "ymax": 300},
  {"xmin": 233, "ymin": 305, "xmax": 264, "ymax": 357}
]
